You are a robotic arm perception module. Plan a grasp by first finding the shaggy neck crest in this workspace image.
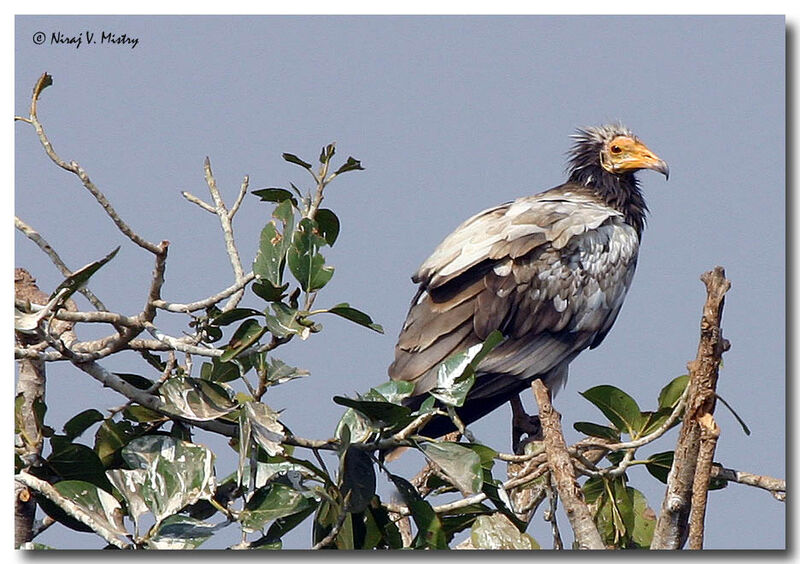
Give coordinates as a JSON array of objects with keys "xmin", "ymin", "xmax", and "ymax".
[{"xmin": 566, "ymin": 124, "xmax": 648, "ymax": 236}]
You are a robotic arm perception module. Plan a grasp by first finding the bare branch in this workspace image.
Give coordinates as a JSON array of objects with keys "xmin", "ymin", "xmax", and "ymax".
[
  {"xmin": 532, "ymin": 379, "xmax": 605, "ymax": 549},
  {"xmin": 652, "ymin": 266, "xmax": 731, "ymax": 550},
  {"xmin": 710, "ymin": 465, "xmax": 785, "ymax": 500},
  {"xmin": 15, "ymin": 471, "xmax": 129, "ymax": 549},
  {"xmin": 688, "ymin": 413, "xmax": 720, "ymax": 549},
  {"xmin": 18, "ymin": 73, "xmax": 161, "ymax": 255},
  {"xmin": 152, "ymin": 271, "xmax": 255, "ymax": 313},
  {"xmin": 15, "ymin": 216, "xmax": 107, "ymax": 310}
]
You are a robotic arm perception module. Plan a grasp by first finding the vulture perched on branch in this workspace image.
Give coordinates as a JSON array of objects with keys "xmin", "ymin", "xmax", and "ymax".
[{"xmin": 389, "ymin": 123, "xmax": 668, "ymax": 450}]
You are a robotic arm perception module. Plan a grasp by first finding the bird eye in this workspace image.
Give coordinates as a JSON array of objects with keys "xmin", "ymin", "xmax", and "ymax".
[{"xmin": 610, "ymin": 145, "xmax": 622, "ymax": 154}]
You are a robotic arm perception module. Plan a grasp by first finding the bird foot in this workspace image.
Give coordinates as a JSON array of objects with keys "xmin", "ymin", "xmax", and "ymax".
[{"xmin": 512, "ymin": 413, "xmax": 542, "ymax": 454}]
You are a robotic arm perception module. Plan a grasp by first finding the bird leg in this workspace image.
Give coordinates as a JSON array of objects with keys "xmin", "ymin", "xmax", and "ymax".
[{"xmin": 510, "ymin": 394, "xmax": 542, "ymax": 454}]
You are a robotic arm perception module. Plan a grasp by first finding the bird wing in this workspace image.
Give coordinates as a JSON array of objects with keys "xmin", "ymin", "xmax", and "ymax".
[{"xmin": 389, "ymin": 187, "xmax": 640, "ymax": 400}]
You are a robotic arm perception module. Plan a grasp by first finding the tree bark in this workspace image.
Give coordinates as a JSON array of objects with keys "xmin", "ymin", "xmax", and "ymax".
[{"xmin": 651, "ymin": 267, "xmax": 730, "ymax": 549}]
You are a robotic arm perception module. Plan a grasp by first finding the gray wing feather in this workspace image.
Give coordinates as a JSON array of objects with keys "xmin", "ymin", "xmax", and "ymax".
[{"xmin": 389, "ymin": 189, "xmax": 640, "ymax": 402}]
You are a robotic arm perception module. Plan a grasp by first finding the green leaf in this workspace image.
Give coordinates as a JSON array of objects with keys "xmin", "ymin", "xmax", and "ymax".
[
  {"xmin": 315, "ymin": 208, "xmax": 341, "ymax": 246},
  {"xmin": 365, "ymin": 380, "xmax": 415, "ymax": 404},
  {"xmin": 242, "ymin": 401, "xmax": 286, "ymax": 457},
  {"xmin": 573, "ymin": 421, "xmax": 621, "ymax": 441},
  {"xmin": 200, "ymin": 357, "xmax": 242, "ymax": 383},
  {"xmin": 319, "ymin": 143, "xmax": 336, "ymax": 164},
  {"xmin": 430, "ymin": 331, "xmax": 504, "ymax": 407},
  {"xmin": 264, "ymin": 302, "xmax": 308, "ymax": 339},
  {"xmin": 580, "ymin": 385, "xmax": 645, "ymax": 437},
  {"xmin": 638, "ymin": 407, "xmax": 678, "ymax": 436},
  {"xmin": 48, "ymin": 436, "xmax": 112, "ymax": 491},
  {"xmin": 282, "ymin": 152, "xmax": 312, "ymax": 170},
  {"xmin": 334, "ymin": 408, "xmax": 373, "ymax": 445},
  {"xmin": 261, "ymin": 502, "xmax": 318, "ymax": 545},
  {"xmin": 324, "ymin": 302, "xmax": 384, "ymax": 333},
  {"xmin": 147, "ymin": 515, "xmax": 220, "ymax": 549},
  {"xmin": 114, "ymin": 372, "xmax": 153, "ymax": 390},
  {"xmin": 252, "ymin": 187, "xmax": 298, "ymax": 206},
  {"xmin": 252, "ymin": 280, "xmax": 289, "ymax": 302},
  {"xmin": 106, "ymin": 436, "xmax": 216, "ymax": 531},
  {"xmin": 211, "ymin": 307, "xmax": 263, "ymax": 327},
  {"xmin": 288, "ymin": 218, "xmax": 335, "ymax": 292},
  {"xmin": 261, "ymin": 357, "xmax": 309, "ymax": 388},
  {"xmin": 462, "ymin": 443, "xmax": 498, "ymax": 470},
  {"xmin": 49, "ymin": 246, "xmax": 120, "ymax": 302},
  {"xmin": 94, "ymin": 419, "xmax": 149, "ymax": 467},
  {"xmin": 388, "ymin": 474, "xmax": 447, "ymax": 549},
  {"xmin": 252, "ymin": 200, "xmax": 296, "ymax": 287},
  {"xmin": 630, "ymin": 488, "xmax": 656, "ymax": 548},
  {"xmin": 122, "ymin": 405, "xmax": 166, "ymax": 424},
  {"xmin": 43, "ymin": 480, "xmax": 128, "ymax": 539},
  {"xmin": 419, "ymin": 441, "xmax": 483, "ymax": 495},
  {"xmin": 159, "ymin": 377, "xmax": 238, "ymax": 421},
  {"xmin": 333, "ymin": 396, "xmax": 412, "ymax": 428},
  {"xmin": 221, "ymin": 319, "xmax": 267, "ymax": 362},
  {"xmin": 658, "ymin": 375, "xmax": 689, "ymax": 409},
  {"xmin": 239, "ymin": 482, "xmax": 313, "ymax": 533},
  {"xmin": 63, "ymin": 409, "xmax": 104, "ymax": 441},
  {"xmin": 334, "ymin": 156, "xmax": 364, "ymax": 175},
  {"xmin": 645, "ymin": 451, "xmax": 674, "ymax": 484},
  {"xmin": 340, "ymin": 446, "xmax": 376, "ymax": 513},
  {"xmin": 470, "ymin": 513, "xmax": 540, "ymax": 549}
]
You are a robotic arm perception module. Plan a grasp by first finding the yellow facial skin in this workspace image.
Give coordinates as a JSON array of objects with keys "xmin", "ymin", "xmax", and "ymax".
[{"xmin": 601, "ymin": 135, "xmax": 670, "ymax": 179}]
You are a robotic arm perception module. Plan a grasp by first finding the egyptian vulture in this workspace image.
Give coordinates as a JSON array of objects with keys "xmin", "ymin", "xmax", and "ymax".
[{"xmin": 388, "ymin": 123, "xmax": 668, "ymax": 448}]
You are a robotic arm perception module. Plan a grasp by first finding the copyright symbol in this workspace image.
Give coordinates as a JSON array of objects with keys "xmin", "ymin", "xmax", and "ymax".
[{"xmin": 32, "ymin": 32, "xmax": 46, "ymax": 45}]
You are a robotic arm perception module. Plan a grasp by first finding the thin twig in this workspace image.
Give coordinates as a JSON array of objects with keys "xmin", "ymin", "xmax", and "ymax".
[{"xmin": 15, "ymin": 216, "xmax": 107, "ymax": 310}]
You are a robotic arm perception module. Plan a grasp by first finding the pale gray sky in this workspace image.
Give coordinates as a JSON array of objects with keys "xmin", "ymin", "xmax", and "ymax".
[{"xmin": 14, "ymin": 15, "xmax": 784, "ymax": 549}]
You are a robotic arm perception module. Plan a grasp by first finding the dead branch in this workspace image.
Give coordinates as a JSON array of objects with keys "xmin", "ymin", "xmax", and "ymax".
[
  {"xmin": 651, "ymin": 266, "xmax": 731, "ymax": 549},
  {"xmin": 532, "ymin": 379, "xmax": 605, "ymax": 549}
]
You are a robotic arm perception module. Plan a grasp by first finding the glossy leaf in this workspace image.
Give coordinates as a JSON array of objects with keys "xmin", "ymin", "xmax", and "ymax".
[
  {"xmin": 147, "ymin": 515, "xmax": 220, "ymax": 549},
  {"xmin": 430, "ymin": 331, "xmax": 503, "ymax": 407},
  {"xmin": 630, "ymin": 488, "xmax": 656, "ymax": 548},
  {"xmin": 645, "ymin": 451, "xmax": 674, "ymax": 484},
  {"xmin": 334, "ymin": 156, "xmax": 364, "ymax": 175},
  {"xmin": 94, "ymin": 419, "xmax": 148, "ymax": 467},
  {"xmin": 287, "ymin": 218, "xmax": 335, "ymax": 292},
  {"xmin": 580, "ymin": 385, "xmax": 644, "ymax": 437},
  {"xmin": 388, "ymin": 474, "xmax": 447, "ymax": 549},
  {"xmin": 419, "ymin": 441, "xmax": 483, "ymax": 495},
  {"xmin": 159, "ymin": 377, "xmax": 238, "ymax": 421},
  {"xmin": 200, "ymin": 357, "xmax": 241, "ymax": 383},
  {"xmin": 106, "ymin": 436, "xmax": 216, "ymax": 531},
  {"xmin": 48, "ymin": 480, "xmax": 128, "ymax": 538},
  {"xmin": 252, "ymin": 199, "xmax": 295, "ymax": 287},
  {"xmin": 573, "ymin": 421, "xmax": 621, "ymax": 441},
  {"xmin": 49, "ymin": 246, "xmax": 120, "ymax": 302},
  {"xmin": 243, "ymin": 401, "xmax": 285, "ymax": 457},
  {"xmin": 221, "ymin": 319, "xmax": 266, "ymax": 362},
  {"xmin": 325, "ymin": 303, "xmax": 384, "ymax": 333},
  {"xmin": 252, "ymin": 187, "xmax": 298, "ymax": 206},
  {"xmin": 63, "ymin": 409, "xmax": 104, "ymax": 441},
  {"xmin": 210, "ymin": 307, "xmax": 263, "ymax": 327},
  {"xmin": 264, "ymin": 302, "xmax": 308, "ymax": 339},
  {"xmin": 315, "ymin": 208, "xmax": 340, "ymax": 246},
  {"xmin": 251, "ymin": 279, "xmax": 289, "ymax": 302},
  {"xmin": 281, "ymin": 152, "xmax": 312, "ymax": 170},
  {"xmin": 340, "ymin": 446, "xmax": 376, "ymax": 513},
  {"xmin": 658, "ymin": 375, "xmax": 689, "ymax": 409},
  {"xmin": 470, "ymin": 513, "xmax": 540, "ymax": 549},
  {"xmin": 48, "ymin": 436, "xmax": 112, "ymax": 491},
  {"xmin": 333, "ymin": 396, "xmax": 412, "ymax": 428},
  {"xmin": 239, "ymin": 482, "xmax": 313, "ymax": 533}
]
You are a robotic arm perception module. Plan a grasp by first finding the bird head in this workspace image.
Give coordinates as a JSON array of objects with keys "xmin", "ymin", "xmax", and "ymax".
[{"xmin": 569, "ymin": 123, "xmax": 670, "ymax": 181}]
